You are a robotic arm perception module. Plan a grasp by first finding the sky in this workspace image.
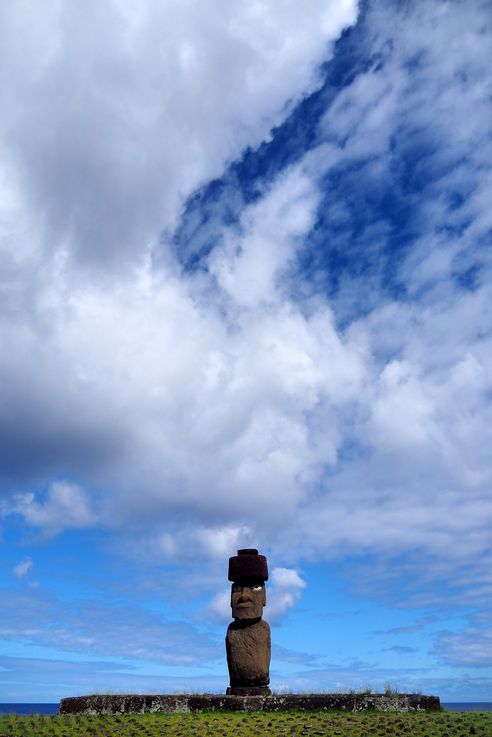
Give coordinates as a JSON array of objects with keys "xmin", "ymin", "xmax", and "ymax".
[{"xmin": 1, "ymin": 0, "xmax": 492, "ymax": 704}]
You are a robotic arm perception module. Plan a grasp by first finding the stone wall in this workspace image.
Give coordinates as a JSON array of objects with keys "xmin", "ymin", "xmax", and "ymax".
[{"xmin": 59, "ymin": 693, "xmax": 441, "ymax": 715}]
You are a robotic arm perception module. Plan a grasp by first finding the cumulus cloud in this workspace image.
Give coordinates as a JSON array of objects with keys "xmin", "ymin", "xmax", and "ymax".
[
  {"xmin": 267, "ymin": 567, "xmax": 306, "ymax": 623},
  {"xmin": 0, "ymin": 0, "xmax": 357, "ymax": 273},
  {"xmin": 257, "ymin": 0, "xmax": 492, "ymax": 602},
  {"xmin": 208, "ymin": 165, "xmax": 320, "ymax": 308},
  {"xmin": 1, "ymin": 0, "xmax": 492, "ymax": 632},
  {"xmin": 0, "ymin": 156, "xmax": 366, "ymax": 537},
  {"xmin": 0, "ymin": 1, "xmax": 361, "ymax": 539}
]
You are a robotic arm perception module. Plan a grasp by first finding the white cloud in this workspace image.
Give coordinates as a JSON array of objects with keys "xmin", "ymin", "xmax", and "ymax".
[
  {"xmin": 1, "ymin": 0, "xmax": 492, "ymax": 621},
  {"xmin": 12, "ymin": 558, "xmax": 33, "ymax": 580},
  {"xmin": 0, "ymin": 155, "xmax": 366, "ymax": 536},
  {"xmin": 208, "ymin": 589, "xmax": 231, "ymax": 623},
  {"xmin": 7, "ymin": 482, "xmax": 96, "ymax": 535},
  {"xmin": 368, "ymin": 359, "xmax": 443, "ymax": 452},
  {"xmin": 259, "ymin": 0, "xmax": 492, "ymax": 596},
  {"xmin": 196, "ymin": 526, "xmax": 252, "ymax": 560},
  {"xmin": 209, "ymin": 165, "xmax": 320, "ymax": 308},
  {"xmin": 0, "ymin": 0, "xmax": 361, "ymax": 544},
  {"xmin": 0, "ymin": 0, "xmax": 357, "ymax": 273},
  {"xmin": 267, "ymin": 567, "xmax": 306, "ymax": 623},
  {"xmin": 154, "ymin": 524, "xmax": 254, "ymax": 564},
  {"xmin": 434, "ymin": 627, "xmax": 492, "ymax": 668}
]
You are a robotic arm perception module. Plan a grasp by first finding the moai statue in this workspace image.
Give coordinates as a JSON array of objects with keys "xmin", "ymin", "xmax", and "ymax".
[{"xmin": 226, "ymin": 548, "xmax": 271, "ymax": 696}]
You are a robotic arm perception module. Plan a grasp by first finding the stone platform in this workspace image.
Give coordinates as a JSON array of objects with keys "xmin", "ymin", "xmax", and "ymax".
[{"xmin": 59, "ymin": 692, "xmax": 441, "ymax": 714}]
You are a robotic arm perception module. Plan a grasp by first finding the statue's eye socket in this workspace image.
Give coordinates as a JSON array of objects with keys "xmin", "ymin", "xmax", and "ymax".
[
  {"xmin": 252, "ymin": 585, "xmax": 262, "ymax": 591},
  {"xmin": 233, "ymin": 585, "xmax": 242, "ymax": 592}
]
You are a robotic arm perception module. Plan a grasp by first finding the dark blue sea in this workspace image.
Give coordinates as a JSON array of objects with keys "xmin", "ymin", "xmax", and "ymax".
[
  {"xmin": 443, "ymin": 703, "xmax": 492, "ymax": 712},
  {"xmin": 1, "ymin": 702, "xmax": 492, "ymax": 715},
  {"xmin": 0, "ymin": 704, "xmax": 58, "ymax": 715}
]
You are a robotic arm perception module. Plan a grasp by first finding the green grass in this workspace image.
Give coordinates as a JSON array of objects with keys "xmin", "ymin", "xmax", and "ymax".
[{"xmin": 0, "ymin": 710, "xmax": 491, "ymax": 737}]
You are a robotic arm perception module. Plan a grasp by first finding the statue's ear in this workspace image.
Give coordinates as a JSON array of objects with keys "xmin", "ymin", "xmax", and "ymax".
[{"xmin": 262, "ymin": 586, "xmax": 266, "ymax": 606}]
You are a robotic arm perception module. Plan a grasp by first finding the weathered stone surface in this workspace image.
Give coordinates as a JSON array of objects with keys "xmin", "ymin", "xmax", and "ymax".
[
  {"xmin": 226, "ymin": 548, "xmax": 271, "ymax": 692},
  {"xmin": 226, "ymin": 686, "xmax": 272, "ymax": 696},
  {"xmin": 231, "ymin": 583, "xmax": 266, "ymax": 621},
  {"xmin": 228, "ymin": 549, "xmax": 268, "ymax": 581},
  {"xmin": 59, "ymin": 692, "xmax": 442, "ymax": 715},
  {"xmin": 226, "ymin": 618, "xmax": 271, "ymax": 688}
]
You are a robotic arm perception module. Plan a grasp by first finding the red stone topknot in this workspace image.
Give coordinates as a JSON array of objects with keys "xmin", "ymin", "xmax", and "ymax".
[{"xmin": 228, "ymin": 548, "xmax": 268, "ymax": 582}]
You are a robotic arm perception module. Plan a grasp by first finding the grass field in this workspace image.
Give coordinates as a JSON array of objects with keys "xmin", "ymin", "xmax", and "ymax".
[{"xmin": 1, "ymin": 710, "xmax": 491, "ymax": 737}]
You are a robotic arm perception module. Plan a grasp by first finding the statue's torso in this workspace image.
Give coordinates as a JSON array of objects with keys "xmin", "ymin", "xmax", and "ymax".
[{"xmin": 226, "ymin": 619, "xmax": 271, "ymax": 687}]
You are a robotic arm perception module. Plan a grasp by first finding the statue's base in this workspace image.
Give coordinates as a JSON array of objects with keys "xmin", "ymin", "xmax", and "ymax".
[
  {"xmin": 59, "ymin": 693, "xmax": 441, "ymax": 715},
  {"xmin": 226, "ymin": 686, "xmax": 271, "ymax": 696}
]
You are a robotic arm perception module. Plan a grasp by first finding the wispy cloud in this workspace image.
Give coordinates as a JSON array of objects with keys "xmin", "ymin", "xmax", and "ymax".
[
  {"xmin": 12, "ymin": 558, "xmax": 33, "ymax": 580},
  {"xmin": 0, "ymin": 655, "xmax": 227, "ymax": 701},
  {"xmin": 434, "ymin": 627, "xmax": 492, "ymax": 668},
  {"xmin": 0, "ymin": 588, "xmax": 220, "ymax": 666},
  {"xmin": 383, "ymin": 646, "xmax": 418, "ymax": 655},
  {"xmin": 375, "ymin": 617, "xmax": 434, "ymax": 636}
]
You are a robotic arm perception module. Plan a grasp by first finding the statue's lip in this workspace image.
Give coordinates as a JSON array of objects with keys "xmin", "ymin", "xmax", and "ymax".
[{"xmin": 236, "ymin": 601, "xmax": 253, "ymax": 607}]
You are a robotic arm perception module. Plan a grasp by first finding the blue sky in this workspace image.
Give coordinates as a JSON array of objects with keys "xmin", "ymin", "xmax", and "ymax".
[{"xmin": 1, "ymin": 0, "xmax": 492, "ymax": 703}]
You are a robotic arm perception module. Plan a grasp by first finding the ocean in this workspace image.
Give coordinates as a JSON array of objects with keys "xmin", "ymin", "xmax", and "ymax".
[
  {"xmin": 442, "ymin": 703, "xmax": 492, "ymax": 712},
  {"xmin": 1, "ymin": 702, "xmax": 492, "ymax": 715},
  {"xmin": 0, "ymin": 704, "xmax": 59, "ymax": 715}
]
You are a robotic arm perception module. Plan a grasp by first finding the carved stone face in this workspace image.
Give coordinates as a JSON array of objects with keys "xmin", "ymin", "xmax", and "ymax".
[{"xmin": 231, "ymin": 582, "xmax": 266, "ymax": 620}]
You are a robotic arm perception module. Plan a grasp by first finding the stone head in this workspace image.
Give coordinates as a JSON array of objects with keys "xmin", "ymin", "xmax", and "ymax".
[
  {"xmin": 231, "ymin": 581, "xmax": 266, "ymax": 620},
  {"xmin": 228, "ymin": 548, "xmax": 268, "ymax": 621}
]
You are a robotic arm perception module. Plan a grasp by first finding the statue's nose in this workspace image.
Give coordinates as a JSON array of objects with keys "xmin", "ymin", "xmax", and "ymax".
[{"xmin": 238, "ymin": 587, "xmax": 253, "ymax": 601}]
